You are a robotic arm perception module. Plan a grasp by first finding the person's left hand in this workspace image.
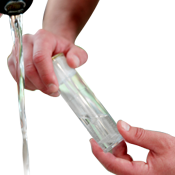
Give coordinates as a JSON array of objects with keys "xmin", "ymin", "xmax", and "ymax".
[
  {"xmin": 7, "ymin": 29, "xmax": 88, "ymax": 97},
  {"xmin": 90, "ymin": 120, "xmax": 175, "ymax": 175}
]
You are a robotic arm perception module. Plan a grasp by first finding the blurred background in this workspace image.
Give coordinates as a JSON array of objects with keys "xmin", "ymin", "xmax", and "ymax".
[{"xmin": 0, "ymin": 0, "xmax": 175, "ymax": 94}]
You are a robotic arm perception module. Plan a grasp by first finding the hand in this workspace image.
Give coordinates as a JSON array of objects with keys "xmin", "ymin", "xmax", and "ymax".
[
  {"xmin": 7, "ymin": 29, "xmax": 88, "ymax": 97},
  {"xmin": 90, "ymin": 120, "xmax": 175, "ymax": 175}
]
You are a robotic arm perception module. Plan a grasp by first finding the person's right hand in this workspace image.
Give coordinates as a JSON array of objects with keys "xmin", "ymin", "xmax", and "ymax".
[
  {"xmin": 90, "ymin": 120, "xmax": 175, "ymax": 175},
  {"xmin": 7, "ymin": 29, "xmax": 88, "ymax": 97}
]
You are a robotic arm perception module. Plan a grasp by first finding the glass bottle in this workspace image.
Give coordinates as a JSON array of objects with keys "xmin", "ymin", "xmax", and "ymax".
[{"xmin": 52, "ymin": 53, "xmax": 123, "ymax": 152}]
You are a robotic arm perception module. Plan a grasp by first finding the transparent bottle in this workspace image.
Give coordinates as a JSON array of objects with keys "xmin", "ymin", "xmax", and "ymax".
[{"xmin": 52, "ymin": 53, "xmax": 123, "ymax": 152}]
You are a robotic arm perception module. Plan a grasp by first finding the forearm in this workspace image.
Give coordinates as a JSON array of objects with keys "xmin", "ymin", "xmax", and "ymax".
[{"xmin": 43, "ymin": 0, "xmax": 99, "ymax": 42}]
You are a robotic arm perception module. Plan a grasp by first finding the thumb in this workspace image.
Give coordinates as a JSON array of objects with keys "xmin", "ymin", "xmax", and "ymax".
[
  {"xmin": 117, "ymin": 120, "xmax": 172, "ymax": 155},
  {"xmin": 66, "ymin": 45, "xmax": 88, "ymax": 68}
]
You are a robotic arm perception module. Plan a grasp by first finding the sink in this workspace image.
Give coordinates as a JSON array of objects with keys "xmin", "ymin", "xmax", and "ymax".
[{"xmin": 20, "ymin": 93, "xmax": 175, "ymax": 175}]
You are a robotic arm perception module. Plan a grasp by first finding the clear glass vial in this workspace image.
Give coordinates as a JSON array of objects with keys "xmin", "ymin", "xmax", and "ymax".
[{"xmin": 52, "ymin": 53, "xmax": 123, "ymax": 152}]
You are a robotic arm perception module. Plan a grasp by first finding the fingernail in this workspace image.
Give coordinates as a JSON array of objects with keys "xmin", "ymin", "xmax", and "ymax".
[
  {"xmin": 48, "ymin": 84, "xmax": 58, "ymax": 92},
  {"xmin": 121, "ymin": 120, "xmax": 130, "ymax": 131},
  {"xmin": 76, "ymin": 45, "xmax": 85, "ymax": 51},
  {"xmin": 72, "ymin": 55, "xmax": 80, "ymax": 67}
]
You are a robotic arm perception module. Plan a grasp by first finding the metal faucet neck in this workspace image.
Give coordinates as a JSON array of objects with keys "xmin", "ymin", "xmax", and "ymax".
[
  {"xmin": 0, "ymin": 0, "xmax": 33, "ymax": 16},
  {"xmin": 5, "ymin": 1, "xmax": 26, "ymax": 14}
]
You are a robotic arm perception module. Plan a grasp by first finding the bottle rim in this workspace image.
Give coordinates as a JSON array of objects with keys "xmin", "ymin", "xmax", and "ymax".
[{"xmin": 52, "ymin": 53, "xmax": 64, "ymax": 60}]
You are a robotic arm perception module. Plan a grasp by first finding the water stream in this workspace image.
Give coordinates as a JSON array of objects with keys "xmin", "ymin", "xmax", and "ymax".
[{"xmin": 10, "ymin": 15, "xmax": 30, "ymax": 175}]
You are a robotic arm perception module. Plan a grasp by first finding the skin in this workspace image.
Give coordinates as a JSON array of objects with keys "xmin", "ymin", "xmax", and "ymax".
[
  {"xmin": 3, "ymin": 1, "xmax": 175, "ymax": 174},
  {"xmin": 7, "ymin": 0, "xmax": 99, "ymax": 96},
  {"xmin": 8, "ymin": 30, "xmax": 88, "ymax": 96},
  {"xmin": 90, "ymin": 120, "xmax": 175, "ymax": 175},
  {"xmin": 43, "ymin": 0, "xmax": 99, "ymax": 42}
]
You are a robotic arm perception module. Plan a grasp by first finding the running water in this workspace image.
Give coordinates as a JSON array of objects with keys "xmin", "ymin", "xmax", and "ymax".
[{"xmin": 10, "ymin": 15, "xmax": 30, "ymax": 175}]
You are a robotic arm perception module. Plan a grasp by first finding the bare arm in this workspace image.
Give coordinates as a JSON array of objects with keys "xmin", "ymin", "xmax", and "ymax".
[
  {"xmin": 43, "ymin": 0, "xmax": 99, "ymax": 42},
  {"xmin": 9, "ymin": 0, "xmax": 97, "ymax": 96}
]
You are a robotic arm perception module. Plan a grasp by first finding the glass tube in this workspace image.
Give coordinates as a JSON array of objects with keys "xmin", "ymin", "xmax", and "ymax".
[{"xmin": 52, "ymin": 53, "xmax": 123, "ymax": 152}]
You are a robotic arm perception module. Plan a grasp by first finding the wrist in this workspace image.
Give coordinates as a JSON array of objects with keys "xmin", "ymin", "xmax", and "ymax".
[
  {"xmin": 43, "ymin": 26, "xmax": 77, "ymax": 43},
  {"xmin": 42, "ymin": 14, "xmax": 78, "ymax": 43}
]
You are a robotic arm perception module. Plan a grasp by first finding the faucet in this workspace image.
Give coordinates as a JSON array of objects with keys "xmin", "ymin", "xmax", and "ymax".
[{"xmin": 0, "ymin": 0, "xmax": 33, "ymax": 16}]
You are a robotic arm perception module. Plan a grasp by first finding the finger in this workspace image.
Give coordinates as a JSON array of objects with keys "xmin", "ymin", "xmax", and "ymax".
[
  {"xmin": 125, "ymin": 120, "xmax": 134, "ymax": 155},
  {"xmin": 125, "ymin": 120, "xmax": 131, "ymax": 126},
  {"xmin": 33, "ymin": 30, "xmax": 59, "ymax": 94},
  {"xmin": 117, "ymin": 120, "xmax": 173, "ymax": 155},
  {"xmin": 52, "ymin": 35, "xmax": 88, "ymax": 68},
  {"xmin": 8, "ymin": 53, "xmax": 36, "ymax": 90},
  {"xmin": 66, "ymin": 45, "xmax": 88, "ymax": 68},
  {"xmin": 24, "ymin": 77, "xmax": 37, "ymax": 91},
  {"xmin": 112, "ymin": 141, "xmax": 133, "ymax": 161},
  {"xmin": 23, "ymin": 35, "xmax": 47, "ymax": 92},
  {"xmin": 47, "ymin": 91, "xmax": 60, "ymax": 97},
  {"xmin": 90, "ymin": 139, "xmax": 146, "ymax": 175}
]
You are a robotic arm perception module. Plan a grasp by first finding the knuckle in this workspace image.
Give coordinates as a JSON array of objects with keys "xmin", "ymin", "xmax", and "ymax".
[
  {"xmin": 33, "ymin": 52, "xmax": 45, "ymax": 64},
  {"xmin": 35, "ymin": 29, "xmax": 46, "ymax": 37},
  {"xmin": 35, "ymin": 29, "xmax": 51, "ymax": 42},
  {"xmin": 135, "ymin": 128, "xmax": 145, "ymax": 141}
]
